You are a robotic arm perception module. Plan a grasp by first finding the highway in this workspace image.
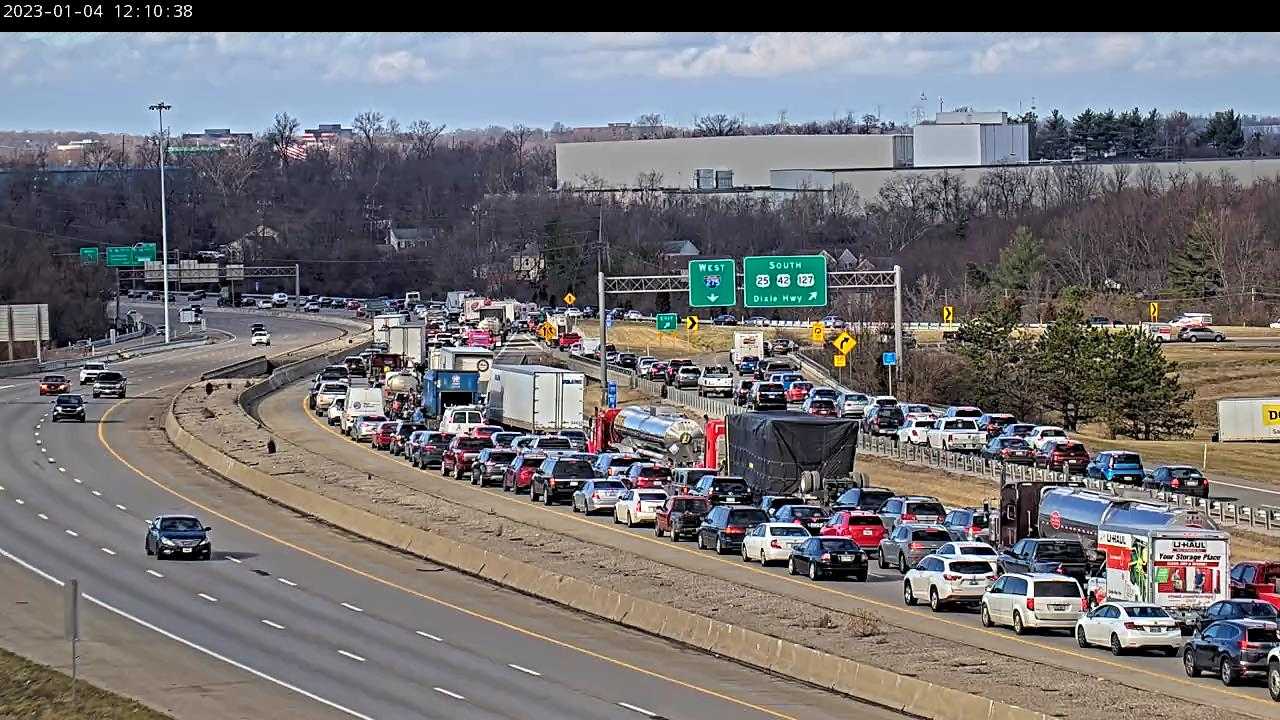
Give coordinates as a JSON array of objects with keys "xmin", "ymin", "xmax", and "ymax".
[
  {"xmin": 254, "ymin": 335, "xmax": 1278, "ymax": 719},
  {"xmin": 0, "ymin": 306, "xmax": 899, "ymax": 720}
]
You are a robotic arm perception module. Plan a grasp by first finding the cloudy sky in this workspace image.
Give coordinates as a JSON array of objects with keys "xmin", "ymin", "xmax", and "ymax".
[{"xmin": 4, "ymin": 32, "xmax": 1278, "ymax": 134}]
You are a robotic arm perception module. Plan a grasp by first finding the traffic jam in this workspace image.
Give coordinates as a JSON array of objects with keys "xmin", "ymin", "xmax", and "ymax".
[{"xmin": 300, "ymin": 290, "xmax": 1280, "ymax": 701}]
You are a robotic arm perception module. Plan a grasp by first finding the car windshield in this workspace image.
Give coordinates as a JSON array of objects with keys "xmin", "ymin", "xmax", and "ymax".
[
  {"xmin": 378, "ymin": 423, "xmax": 398, "ymax": 432},
  {"xmin": 703, "ymin": 367, "xmax": 730, "ymax": 376},
  {"xmin": 1238, "ymin": 603, "xmax": 1279, "ymax": 618},
  {"xmin": 1168, "ymin": 467, "xmax": 1203, "ymax": 478},
  {"xmin": 958, "ymin": 545, "xmax": 997, "ymax": 556},
  {"xmin": 160, "ymin": 517, "xmax": 202, "ymax": 532},
  {"xmin": 819, "ymin": 539, "xmax": 856, "ymax": 551},
  {"xmin": 907, "ymin": 502, "xmax": 946, "ymax": 516},
  {"xmin": 42, "ymin": 375, "xmax": 66, "ymax": 383},
  {"xmin": 1037, "ymin": 542, "xmax": 1086, "ymax": 561},
  {"xmin": 840, "ymin": 489, "xmax": 893, "ymax": 507},
  {"xmin": 727, "ymin": 509, "xmax": 769, "ymax": 525},
  {"xmin": 998, "ymin": 438, "xmax": 1030, "ymax": 449},
  {"xmin": 607, "ymin": 456, "xmax": 639, "ymax": 467},
  {"xmin": 1248, "ymin": 628, "xmax": 1280, "ymax": 643},
  {"xmin": 594, "ymin": 480, "xmax": 627, "ymax": 490},
  {"xmin": 710, "ymin": 478, "xmax": 748, "ymax": 492},
  {"xmin": 968, "ymin": 514, "xmax": 991, "ymax": 528},
  {"xmin": 950, "ymin": 561, "xmax": 995, "ymax": 574},
  {"xmin": 536, "ymin": 437, "xmax": 572, "ymax": 449},
  {"xmin": 790, "ymin": 383, "xmax": 813, "ymax": 392},
  {"xmin": 56, "ymin": 396, "xmax": 82, "ymax": 406},
  {"xmin": 942, "ymin": 419, "xmax": 977, "ymax": 430},
  {"xmin": 808, "ymin": 400, "xmax": 836, "ymax": 410},
  {"xmin": 553, "ymin": 460, "xmax": 596, "ymax": 478},
  {"xmin": 1035, "ymin": 581, "xmax": 1082, "ymax": 598},
  {"xmin": 634, "ymin": 466, "xmax": 671, "ymax": 478},
  {"xmin": 758, "ymin": 383, "xmax": 784, "ymax": 393},
  {"xmin": 1123, "ymin": 606, "xmax": 1170, "ymax": 618},
  {"xmin": 486, "ymin": 451, "xmax": 516, "ymax": 463},
  {"xmin": 772, "ymin": 526, "xmax": 809, "ymax": 537},
  {"xmin": 454, "ymin": 438, "xmax": 487, "ymax": 451},
  {"xmin": 1112, "ymin": 453, "xmax": 1141, "ymax": 465},
  {"xmin": 911, "ymin": 528, "xmax": 952, "ymax": 542},
  {"xmin": 672, "ymin": 499, "xmax": 709, "ymax": 512},
  {"xmin": 788, "ymin": 506, "xmax": 824, "ymax": 519},
  {"xmin": 637, "ymin": 491, "xmax": 667, "ymax": 502},
  {"xmin": 845, "ymin": 515, "xmax": 883, "ymax": 526},
  {"xmin": 520, "ymin": 456, "xmax": 545, "ymax": 468},
  {"xmin": 96, "ymin": 372, "xmax": 124, "ymax": 382},
  {"xmin": 321, "ymin": 384, "xmax": 348, "ymax": 393}
]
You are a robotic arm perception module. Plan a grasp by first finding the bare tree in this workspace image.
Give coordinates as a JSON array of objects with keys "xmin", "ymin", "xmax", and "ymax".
[
  {"xmin": 353, "ymin": 110, "xmax": 386, "ymax": 153},
  {"xmin": 636, "ymin": 113, "xmax": 663, "ymax": 127},
  {"xmin": 191, "ymin": 138, "xmax": 261, "ymax": 209},
  {"xmin": 693, "ymin": 113, "xmax": 744, "ymax": 137},
  {"xmin": 265, "ymin": 112, "xmax": 300, "ymax": 168},
  {"xmin": 406, "ymin": 120, "xmax": 445, "ymax": 159}
]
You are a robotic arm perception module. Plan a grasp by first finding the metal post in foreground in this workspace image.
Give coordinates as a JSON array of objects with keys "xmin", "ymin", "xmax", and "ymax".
[
  {"xmin": 149, "ymin": 101, "xmax": 172, "ymax": 343},
  {"xmin": 598, "ymin": 269, "xmax": 608, "ymax": 409},
  {"xmin": 294, "ymin": 264, "xmax": 301, "ymax": 303},
  {"xmin": 64, "ymin": 578, "xmax": 79, "ymax": 705}
]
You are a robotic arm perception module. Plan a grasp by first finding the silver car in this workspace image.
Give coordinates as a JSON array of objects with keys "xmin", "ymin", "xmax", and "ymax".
[
  {"xmin": 572, "ymin": 479, "xmax": 628, "ymax": 515},
  {"xmin": 836, "ymin": 392, "xmax": 870, "ymax": 419},
  {"xmin": 878, "ymin": 524, "xmax": 953, "ymax": 574}
]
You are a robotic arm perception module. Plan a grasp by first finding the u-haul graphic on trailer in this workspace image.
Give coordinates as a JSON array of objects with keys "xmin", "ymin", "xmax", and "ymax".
[{"xmin": 1097, "ymin": 527, "xmax": 1229, "ymax": 627}]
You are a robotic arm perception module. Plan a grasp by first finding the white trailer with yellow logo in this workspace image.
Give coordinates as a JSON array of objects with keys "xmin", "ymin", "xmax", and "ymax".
[{"xmin": 1217, "ymin": 397, "xmax": 1280, "ymax": 441}]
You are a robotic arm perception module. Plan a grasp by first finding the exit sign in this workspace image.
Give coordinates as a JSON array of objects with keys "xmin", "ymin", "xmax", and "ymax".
[{"xmin": 742, "ymin": 255, "xmax": 828, "ymax": 308}]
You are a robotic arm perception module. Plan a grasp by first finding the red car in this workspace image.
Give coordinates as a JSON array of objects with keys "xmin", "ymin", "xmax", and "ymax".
[
  {"xmin": 39, "ymin": 374, "xmax": 70, "ymax": 396},
  {"xmin": 441, "ymin": 435, "xmax": 491, "ymax": 477},
  {"xmin": 503, "ymin": 452, "xmax": 547, "ymax": 493},
  {"xmin": 654, "ymin": 495, "xmax": 711, "ymax": 542},
  {"xmin": 625, "ymin": 463, "xmax": 671, "ymax": 489},
  {"xmin": 371, "ymin": 421, "xmax": 399, "ymax": 450},
  {"xmin": 645, "ymin": 362, "xmax": 668, "ymax": 381},
  {"xmin": 1033, "ymin": 439, "xmax": 1090, "ymax": 473},
  {"xmin": 557, "ymin": 333, "xmax": 582, "ymax": 350},
  {"xmin": 471, "ymin": 425, "xmax": 505, "ymax": 440},
  {"xmin": 805, "ymin": 398, "xmax": 837, "ymax": 416},
  {"xmin": 820, "ymin": 510, "xmax": 888, "ymax": 556},
  {"xmin": 785, "ymin": 381, "xmax": 813, "ymax": 404}
]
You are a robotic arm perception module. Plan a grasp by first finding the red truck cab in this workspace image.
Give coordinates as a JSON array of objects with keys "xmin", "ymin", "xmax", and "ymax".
[
  {"xmin": 1232, "ymin": 561, "xmax": 1280, "ymax": 607},
  {"xmin": 441, "ymin": 435, "xmax": 490, "ymax": 477},
  {"xmin": 556, "ymin": 332, "xmax": 581, "ymax": 350},
  {"xmin": 654, "ymin": 495, "xmax": 711, "ymax": 542},
  {"xmin": 819, "ymin": 510, "xmax": 887, "ymax": 556}
]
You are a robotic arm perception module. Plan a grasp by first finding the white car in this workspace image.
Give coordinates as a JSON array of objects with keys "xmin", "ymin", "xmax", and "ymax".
[
  {"xmin": 926, "ymin": 418, "xmax": 986, "ymax": 452},
  {"xmin": 1074, "ymin": 602, "xmax": 1181, "ymax": 656},
  {"xmin": 1026, "ymin": 425, "xmax": 1068, "ymax": 447},
  {"xmin": 612, "ymin": 488, "xmax": 669, "ymax": 527},
  {"xmin": 271, "ymin": 292, "xmax": 289, "ymax": 307},
  {"xmin": 935, "ymin": 541, "xmax": 998, "ymax": 558},
  {"xmin": 326, "ymin": 398, "xmax": 345, "ymax": 426},
  {"xmin": 79, "ymin": 361, "xmax": 107, "ymax": 385},
  {"xmin": 897, "ymin": 417, "xmax": 934, "ymax": 446},
  {"xmin": 1270, "ymin": 318, "xmax": 1280, "ymax": 330},
  {"xmin": 256, "ymin": 299, "xmax": 273, "ymax": 309},
  {"xmin": 697, "ymin": 366, "xmax": 734, "ymax": 398},
  {"xmin": 564, "ymin": 308, "xmax": 582, "ymax": 318},
  {"xmin": 250, "ymin": 330, "xmax": 272, "ymax": 346},
  {"xmin": 741, "ymin": 522, "xmax": 810, "ymax": 565},
  {"xmin": 623, "ymin": 310, "xmax": 644, "ymax": 321},
  {"xmin": 980, "ymin": 573, "xmax": 1084, "ymax": 634},
  {"xmin": 313, "ymin": 382, "xmax": 348, "ymax": 415},
  {"xmin": 303, "ymin": 302, "xmax": 321, "ymax": 313},
  {"xmin": 903, "ymin": 554, "xmax": 998, "ymax": 611}
]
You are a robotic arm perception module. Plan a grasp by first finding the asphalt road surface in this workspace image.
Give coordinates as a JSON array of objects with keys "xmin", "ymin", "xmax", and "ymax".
[
  {"xmin": 0, "ymin": 306, "xmax": 901, "ymax": 720},
  {"xmin": 257, "ymin": 349, "xmax": 1280, "ymax": 720}
]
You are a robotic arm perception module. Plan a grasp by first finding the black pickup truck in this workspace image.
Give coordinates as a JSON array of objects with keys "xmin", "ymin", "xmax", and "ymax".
[{"xmin": 997, "ymin": 538, "xmax": 1090, "ymax": 586}]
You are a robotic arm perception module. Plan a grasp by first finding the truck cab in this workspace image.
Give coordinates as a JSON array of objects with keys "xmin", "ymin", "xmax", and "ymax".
[{"xmin": 1232, "ymin": 562, "xmax": 1280, "ymax": 605}]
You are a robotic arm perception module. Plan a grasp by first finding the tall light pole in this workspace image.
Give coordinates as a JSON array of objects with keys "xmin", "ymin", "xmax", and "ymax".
[{"xmin": 149, "ymin": 102, "xmax": 172, "ymax": 343}]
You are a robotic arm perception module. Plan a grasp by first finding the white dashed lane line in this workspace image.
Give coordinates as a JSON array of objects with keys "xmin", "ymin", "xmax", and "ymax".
[
  {"xmin": 91, "ymin": 490, "xmax": 102, "ymax": 497},
  {"xmin": 197, "ymin": 593, "xmax": 219, "ymax": 603},
  {"xmin": 337, "ymin": 650, "xmax": 366, "ymax": 663},
  {"xmin": 277, "ymin": 578, "xmax": 298, "ymax": 587},
  {"xmin": 36, "ymin": 513, "xmax": 47, "ymax": 521},
  {"xmin": 146, "ymin": 569, "xmax": 164, "ymax": 578},
  {"xmin": 64, "ymin": 529, "xmax": 78, "ymax": 537},
  {"xmin": 433, "ymin": 687, "xmax": 465, "ymax": 701},
  {"xmin": 340, "ymin": 602, "xmax": 364, "ymax": 613},
  {"xmin": 115, "ymin": 504, "xmax": 128, "ymax": 511},
  {"xmin": 100, "ymin": 548, "xmax": 116, "ymax": 556},
  {"xmin": 617, "ymin": 702, "xmax": 658, "ymax": 717},
  {"xmin": 14, "ymin": 499, "xmax": 23, "ymax": 505},
  {"xmin": 508, "ymin": 663, "xmax": 541, "ymax": 677},
  {"xmin": 227, "ymin": 555, "xmax": 241, "ymax": 564},
  {"xmin": 415, "ymin": 631, "xmax": 443, "ymax": 642},
  {"xmin": 261, "ymin": 619, "xmax": 286, "ymax": 630}
]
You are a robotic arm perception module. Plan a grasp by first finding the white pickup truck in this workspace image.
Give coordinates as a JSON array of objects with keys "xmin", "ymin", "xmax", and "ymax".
[
  {"xmin": 926, "ymin": 418, "xmax": 986, "ymax": 453},
  {"xmin": 697, "ymin": 366, "xmax": 734, "ymax": 398}
]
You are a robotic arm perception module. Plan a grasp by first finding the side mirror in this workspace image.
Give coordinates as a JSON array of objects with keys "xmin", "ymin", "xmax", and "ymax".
[{"xmin": 203, "ymin": 526, "xmax": 212, "ymax": 532}]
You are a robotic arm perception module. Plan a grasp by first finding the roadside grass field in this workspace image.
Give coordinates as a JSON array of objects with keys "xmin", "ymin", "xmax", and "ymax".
[
  {"xmin": 0, "ymin": 646, "xmax": 172, "ymax": 720},
  {"xmin": 579, "ymin": 321, "xmax": 812, "ymax": 359}
]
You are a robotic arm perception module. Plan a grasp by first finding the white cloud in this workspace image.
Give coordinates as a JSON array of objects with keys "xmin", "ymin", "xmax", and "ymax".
[{"xmin": 368, "ymin": 50, "xmax": 435, "ymax": 84}]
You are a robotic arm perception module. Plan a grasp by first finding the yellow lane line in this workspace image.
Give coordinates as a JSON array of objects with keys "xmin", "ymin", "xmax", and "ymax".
[{"xmin": 298, "ymin": 393, "xmax": 1270, "ymax": 709}]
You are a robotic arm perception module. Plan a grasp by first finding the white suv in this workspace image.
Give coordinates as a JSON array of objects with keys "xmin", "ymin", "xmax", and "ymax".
[
  {"xmin": 697, "ymin": 366, "xmax": 733, "ymax": 398},
  {"xmin": 79, "ymin": 361, "xmax": 107, "ymax": 385},
  {"xmin": 250, "ymin": 330, "xmax": 271, "ymax": 346},
  {"xmin": 980, "ymin": 573, "xmax": 1084, "ymax": 634},
  {"xmin": 904, "ymin": 554, "xmax": 997, "ymax": 611}
]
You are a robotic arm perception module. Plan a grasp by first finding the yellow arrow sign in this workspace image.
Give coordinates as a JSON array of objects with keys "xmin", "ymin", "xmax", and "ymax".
[
  {"xmin": 809, "ymin": 322, "xmax": 825, "ymax": 343},
  {"xmin": 683, "ymin": 315, "xmax": 699, "ymax": 331},
  {"xmin": 833, "ymin": 354, "xmax": 846, "ymax": 368},
  {"xmin": 563, "ymin": 292, "xmax": 576, "ymax": 306},
  {"xmin": 833, "ymin": 331, "xmax": 856, "ymax": 355},
  {"xmin": 1148, "ymin": 301, "xmax": 1159, "ymax": 323},
  {"xmin": 942, "ymin": 305, "xmax": 955, "ymax": 324}
]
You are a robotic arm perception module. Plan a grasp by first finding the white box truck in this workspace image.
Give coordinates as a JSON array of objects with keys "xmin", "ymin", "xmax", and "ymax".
[
  {"xmin": 384, "ymin": 324, "xmax": 426, "ymax": 367},
  {"xmin": 485, "ymin": 365, "xmax": 585, "ymax": 432},
  {"xmin": 1096, "ymin": 527, "xmax": 1230, "ymax": 629},
  {"xmin": 433, "ymin": 346, "xmax": 494, "ymax": 393},
  {"xmin": 341, "ymin": 387, "xmax": 386, "ymax": 434},
  {"xmin": 1217, "ymin": 397, "xmax": 1280, "ymax": 441},
  {"xmin": 731, "ymin": 331, "xmax": 765, "ymax": 365}
]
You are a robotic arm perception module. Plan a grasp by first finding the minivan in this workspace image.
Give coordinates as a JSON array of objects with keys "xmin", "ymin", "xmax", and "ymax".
[{"xmin": 981, "ymin": 573, "xmax": 1085, "ymax": 634}]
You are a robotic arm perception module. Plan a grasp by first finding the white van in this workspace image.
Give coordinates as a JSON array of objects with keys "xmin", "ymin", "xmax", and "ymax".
[
  {"xmin": 271, "ymin": 292, "xmax": 289, "ymax": 308},
  {"xmin": 439, "ymin": 405, "xmax": 485, "ymax": 435},
  {"xmin": 341, "ymin": 387, "xmax": 386, "ymax": 433},
  {"xmin": 1170, "ymin": 312, "xmax": 1212, "ymax": 328}
]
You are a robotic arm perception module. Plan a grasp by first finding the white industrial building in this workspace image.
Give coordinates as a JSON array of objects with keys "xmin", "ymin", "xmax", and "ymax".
[{"xmin": 912, "ymin": 111, "xmax": 1029, "ymax": 168}]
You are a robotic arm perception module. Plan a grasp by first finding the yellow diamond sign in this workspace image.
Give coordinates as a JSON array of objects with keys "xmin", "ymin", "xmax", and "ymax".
[
  {"xmin": 833, "ymin": 331, "xmax": 856, "ymax": 355},
  {"xmin": 563, "ymin": 292, "xmax": 576, "ymax": 306}
]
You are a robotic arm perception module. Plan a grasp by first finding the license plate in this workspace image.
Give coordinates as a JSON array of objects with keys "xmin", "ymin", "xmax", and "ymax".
[
  {"xmin": 724, "ymin": 497, "xmax": 736, "ymax": 503},
  {"xmin": 1185, "ymin": 480, "xmax": 1199, "ymax": 485},
  {"xmin": 839, "ymin": 555, "xmax": 854, "ymax": 562},
  {"xmin": 181, "ymin": 547, "xmax": 192, "ymax": 553},
  {"xmin": 966, "ymin": 579, "xmax": 982, "ymax": 585},
  {"xmin": 862, "ymin": 530, "xmax": 874, "ymax": 535},
  {"xmin": 1050, "ymin": 604, "xmax": 1067, "ymax": 611},
  {"xmin": 567, "ymin": 482, "xmax": 578, "ymax": 487}
]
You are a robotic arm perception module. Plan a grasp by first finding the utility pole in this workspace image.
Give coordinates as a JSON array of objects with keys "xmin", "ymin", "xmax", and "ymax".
[
  {"xmin": 597, "ymin": 201, "xmax": 608, "ymax": 409},
  {"xmin": 149, "ymin": 101, "xmax": 172, "ymax": 343},
  {"xmin": 893, "ymin": 265, "xmax": 903, "ymax": 369},
  {"xmin": 295, "ymin": 264, "xmax": 301, "ymax": 301}
]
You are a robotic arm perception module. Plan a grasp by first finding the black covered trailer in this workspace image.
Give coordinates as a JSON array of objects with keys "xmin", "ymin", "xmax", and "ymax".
[{"xmin": 727, "ymin": 411, "xmax": 859, "ymax": 498}]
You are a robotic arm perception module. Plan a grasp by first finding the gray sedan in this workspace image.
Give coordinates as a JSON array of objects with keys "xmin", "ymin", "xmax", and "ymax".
[
  {"xmin": 877, "ymin": 524, "xmax": 954, "ymax": 574},
  {"xmin": 572, "ymin": 479, "xmax": 628, "ymax": 515}
]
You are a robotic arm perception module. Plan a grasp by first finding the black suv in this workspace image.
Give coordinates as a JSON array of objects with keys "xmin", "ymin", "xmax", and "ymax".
[
  {"xmin": 530, "ymin": 456, "xmax": 598, "ymax": 506},
  {"xmin": 145, "ymin": 515, "xmax": 212, "ymax": 560},
  {"xmin": 51, "ymin": 394, "xmax": 86, "ymax": 422},
  {"xmin": 997, "ymin": 538, "xmax": 1090, "ymax": 586},
  {"xmin": 696, "ymin": 505, "xmax": 769, "ymax": 554},
  {"xmin": 1193, "ymin": 599, "xmax": 1280, "ymax": 634},
  {"xmin": 91, "ymin": 371, "xmax": 127, "ymax": 399},
  {"xmin": 471, "ymin": 448, "xmax": 517, "ymax": 488},
  {"xmin": 861, "ymin": 404, "xmax": 903, "ymax": 437},
  {"xmin": 691, "ymin": 475, "xmax": 754, "ymax": 506},
  {"xmin": 832, "ymin": 486, "xmax": 895, "ymax": 512},
  {"xmin": 749, "ymin": 382, "xmax": 787, "ymax": 411},
  {"xmin": 1183, "ymin": 619, "xmax": 1280, "ymax": 684}
]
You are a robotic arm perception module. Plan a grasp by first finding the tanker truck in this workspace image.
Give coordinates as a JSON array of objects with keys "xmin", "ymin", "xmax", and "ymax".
[
  {"xmin": 592, "ymin": 405, "xmax": 716, "ymax": 468},
  {"xmin": 1035, "ymin": 486, "xmax": 1217, "ymax": 559}
]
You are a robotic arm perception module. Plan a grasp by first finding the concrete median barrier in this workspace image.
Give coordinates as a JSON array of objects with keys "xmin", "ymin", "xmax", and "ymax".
[{"xmin": 165, "ymin": 355, "xmax": 1048, "ymax": 720}]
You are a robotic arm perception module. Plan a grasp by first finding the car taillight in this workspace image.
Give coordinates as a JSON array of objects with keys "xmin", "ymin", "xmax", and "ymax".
[
  {"xmin": 909, "ymin": 542, "xmax": 924, "ymax": 550},
  {"xmin": 901, "ymin": 513, "xmax": 917, "ymax": 522},
  {"xmin": 548, "ymin": 479, "xmax": 557, "ymax": 487},
  {"xmin": 1123, "ymin": 622, "xmax": 1138, "ymax": 630},
  {"xmin": 943, "ymin": 573, "xmax": 961, "ymax": 581},
  {"xmin": 1241, "ymin": 639, "xmax": 1259, "ymax": 650},
  {"xmin": 1025, "ymin": 598, "xmax": 1035, "ymax": 611},
  {"xmin": 726, "ymin": 525, "xmax": 744, "ymax": 534},
  {"xmin": 1082, "ymin": 598, "xmax": 1089, "ymax": 611},
  {"xmin": 1171, "ymin": 478, "xmax": 1180, "ymax": 487},
  {"xmin": 1056, "ymin": 564, "xmax": 1066, "ymax": 575},
  {"xmin": 970, "ymin": 526, "xmax": 983, "ymax": 535},
  {"xmin": 592, "ymin": 492, "xmax": 602, "ymax": 500},
  {"xmin": 820, "ymin": 552, "xmax": 832, "ymax": 561},
  {"xmin": 770, "ymin": 539, "xmax": 781, "ymax": 549},
  {"xmin": 1001, "ymin": 449, "xmax": 1011, "ymax": 457}
]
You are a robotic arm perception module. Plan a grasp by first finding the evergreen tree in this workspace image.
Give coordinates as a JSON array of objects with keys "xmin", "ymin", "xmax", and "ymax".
[
  {"xmin": 1198, "ymin": 109, "xmax": 1244, "ymax": 156},
  {"xmin": 1167, "ymin": 211, "xmax": 1222, "ymax": 299},
  {"xmin": 954, "ymin": 298, "xmax": 1038, "ymax": 418},
  {"xmin": 1031, "ymin": 303, "xmax": 1097, "ymax": 430},
  {"xmin": 1087, "ymin": 330, "xmax": 1194, "ymax": 440},
  {"xmin": 1038, "ymin": 110, "xmax": 1069, "ymax": 160},
  {"xmin": 992, "ymin": 226, "xmax": 1047, "ymax": 292}
]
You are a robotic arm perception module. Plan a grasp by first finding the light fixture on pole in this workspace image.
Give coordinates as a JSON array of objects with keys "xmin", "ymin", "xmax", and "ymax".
[{"xmin": 148, "ymin": 101, "xmax": 172, "ymax": 343}]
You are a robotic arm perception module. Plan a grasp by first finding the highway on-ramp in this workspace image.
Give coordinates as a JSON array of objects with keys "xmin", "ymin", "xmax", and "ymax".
[{"xmin": 0, "ymin": 306, "xmax": 899, "ymax": 720}]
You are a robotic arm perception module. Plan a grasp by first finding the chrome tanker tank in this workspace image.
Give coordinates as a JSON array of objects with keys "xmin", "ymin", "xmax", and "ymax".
[
  {"xmin": 383, "ymin": 372, "xmax": 422, "ymax": 395},
  {"xmin": 613, "ymin": 405, "xmax": 705, "ymax": 466},
  {"xmin": 1036, "ymin": 486, "xmax": 1216, "ymax": 558}
]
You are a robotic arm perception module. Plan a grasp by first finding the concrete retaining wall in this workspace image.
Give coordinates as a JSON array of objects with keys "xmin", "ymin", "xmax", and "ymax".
[
  {"xmin": 164, "ymin": 388, "xmax": 1047, "ymax": 720},
  {"xmin": 202, "ymin": 355, "xmax": 270, "ymax": 380}
]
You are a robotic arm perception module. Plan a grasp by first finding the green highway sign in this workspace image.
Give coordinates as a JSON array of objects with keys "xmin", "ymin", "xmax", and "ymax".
[
  {"xmin": 743, "ymin": 255, "xmax": 828, "ymax": 308},
  {"xmin": 135, "ymin": 243, "xmax": 157, "ymax": 262},
  {"xmin": 79, "ymin": 247, "xmax": 99, "ymax": 265},
  {"xmin": 105, "ymin": 243, "xmax": 158, "ymax": 267},
  {"xmin": 688, "ymin": 258, "xmax": 735, "ymax": 307},
  {"xmin": 655, "ymin": 313, "xmax": 678, "ymax": 332}
]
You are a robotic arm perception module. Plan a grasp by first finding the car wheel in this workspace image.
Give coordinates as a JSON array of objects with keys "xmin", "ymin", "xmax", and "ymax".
[
  {"xmin": 1184, "ymin": 649, "xmax": 1200, "ymax": 677},
  {"xmin": 612, "ymin": 509, "xmax": 620, "ymax": 524},
  {"xmin": 442, "ymin": 464, "xmax": 451, "ymax": 477},
  {"xmin": 898, "ymin": 553, "xmax": 908, "ymax": 574},
  {"xmin": 903, "ymin": 582, "xmax": 917, "ymax": 606},
  {"xmin": 980, "ymin": 604, "xmax": 993, "ymax": 628},
  {"xmin": 877, "ymin": 551, "xmax": 887, "ymax": 570},
  {"xmin": 1012, "ymin": 611, "xmax": 1026, "ymax": 635},
  {"xmin": 145, "ymin": 538, "xmax": 152, "ymax": 556},
  {"xmin": 655, "ymin": 525, "xmax": 664, "ymax": 538},
  {"xmin": 1220, "ymin": 657, "xmax": 1237, "ymax": 686},
  {"xmin": 742, "ymin": 546, "xmax": 750, "ymax": 562},
  {"xmin": 1269, "ymin": 661, "xmax": 1280, "ymax": 701},
  {"xmin": 789, "ymin": 558, "xmax": 797, "ymax": 575},
  {"xmin": 1216, "ymin": 335, "xmax": 1224, "ymax": 342},
  {"xmin": 1110, "ymin": 634, "xmax": 1124, "ymax": 656},
  {"xmin": 808, "ymin": 561, "xmax": 820, "ymax": 581},
  {"xmin": 1189, "ymin": 335, "xmax": 1199, "ymax": 343},
  {"xmin": 626, "ymin": 513, "xmax": 635, "ymax": 529},
  {"xmin": 543, "ymin": 490, "xmax": 553, "ymax": 506},
  {"xmin": 760, "ymin": 549, "xmax": 769, "ymax": 566},
  {"xmin": 1076, "ymin": 627, "xmax": 1089, "ymax": 648},
  {"xmin": 929, "ymin": 588, "xmax": 943, "ymax": 612},
  {"xmin": 715, "ymin": 537, "xmax": 726, "ymax": 555},
  {"xmin": 697, "ymin": 533, "xmax": 707, "ymax": 550}
]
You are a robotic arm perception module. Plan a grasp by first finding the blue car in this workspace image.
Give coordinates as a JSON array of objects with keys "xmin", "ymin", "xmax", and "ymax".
[
  {"xmin": 737, "ymin": 356, "xmax": 759, "ymax": 374},
  {"xmin": 1086, "ymin": 450, "xmax": 1144, "ymax": 486}
]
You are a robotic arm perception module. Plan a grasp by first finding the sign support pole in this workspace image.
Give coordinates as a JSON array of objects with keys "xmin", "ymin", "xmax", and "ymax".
[
  {"xmin": 888, "ymin": 363, "xmax": 894, "ymax": 398},
  {"xmin": 598, "ymin": 269, "xmax": 608, "ymax": 409},
  {"xmin": 893, "ymin": 264, "xmax": 903, "ymax": 368},
  {"xmin": 114, "ymin": 268, "xmax": 120, "ymax": 334}
]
